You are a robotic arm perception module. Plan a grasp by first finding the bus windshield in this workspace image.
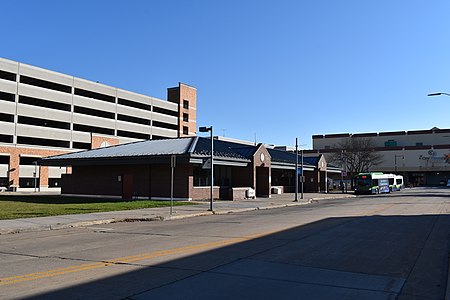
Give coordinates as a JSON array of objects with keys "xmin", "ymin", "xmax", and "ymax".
[{"xmin": 355, "ymin": 178, "xmax": 371, "ymax": 187}]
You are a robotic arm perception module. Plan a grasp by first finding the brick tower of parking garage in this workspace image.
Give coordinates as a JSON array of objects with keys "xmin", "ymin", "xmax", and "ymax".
[{"xmin": 167, "ymin": 83, "xmax": 197, "ymax": 137}]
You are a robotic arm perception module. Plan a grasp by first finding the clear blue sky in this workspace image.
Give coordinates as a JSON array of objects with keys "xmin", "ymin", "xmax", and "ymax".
[{"xmin": 2, "ymin": 1, "xmax": 450, "ymax": 149}]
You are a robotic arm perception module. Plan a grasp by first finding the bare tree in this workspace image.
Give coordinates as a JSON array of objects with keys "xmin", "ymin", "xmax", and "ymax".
[{"xmin": 328, "ymin": 137, "xmax": 383, "ymax": 184}]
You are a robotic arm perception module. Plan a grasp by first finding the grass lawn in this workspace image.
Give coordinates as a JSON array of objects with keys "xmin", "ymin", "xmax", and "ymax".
[{"xmin": 0, "ymin": 195, "xmax": 196, "ymax": 220}]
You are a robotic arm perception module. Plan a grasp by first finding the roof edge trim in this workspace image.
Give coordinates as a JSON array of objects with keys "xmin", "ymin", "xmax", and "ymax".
[{"xmin": 188, "ymin": 136, "xmax": 200, "ymax": 154}]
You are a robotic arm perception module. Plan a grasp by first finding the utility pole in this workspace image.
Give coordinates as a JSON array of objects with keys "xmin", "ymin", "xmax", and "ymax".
[
  {"xmin": 294, "ymin": 138, "xmax": 298, "ymax": 202},
  {"xmin": 199, "ymin": 126, "xmax": 214, "ymax": 211}
]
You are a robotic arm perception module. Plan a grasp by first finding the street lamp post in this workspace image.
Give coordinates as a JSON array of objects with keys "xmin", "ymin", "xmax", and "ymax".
[
  {"xmin": 294, "ymin": 139, "xmax": 305, "ymax": 201},
  {"xmin": 294, "ymin": 138, "xmax": 298, "ymax": 202},
  {"xmin": 301, "ymin": 148, "xmax": 304, "ymax": 199},
  {"xmin": 33, "ymin": 161, "xmax": 38, "ymax": 192},
  {"xmin": 199, "ymin": 126, "xmax": 214, "ymax": 211}
]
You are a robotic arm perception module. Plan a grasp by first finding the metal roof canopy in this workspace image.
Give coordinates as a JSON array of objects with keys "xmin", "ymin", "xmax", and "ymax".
[{"xmin": 40, "ymin": 137, "xmax": 334, "ymax": 172}]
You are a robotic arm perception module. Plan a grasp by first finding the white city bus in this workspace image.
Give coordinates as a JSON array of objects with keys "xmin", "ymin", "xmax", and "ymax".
[
  {"xmin": 354, "ymin": 172, "xmax": 390, "ymax": 194},
  {"xmin": 385, "ymin": 174, "xmax": 404, "ymax": 191}
]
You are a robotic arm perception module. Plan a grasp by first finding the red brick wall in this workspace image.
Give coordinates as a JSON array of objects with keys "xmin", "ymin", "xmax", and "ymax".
[
  {"xmin": 62, "ymin": 163, "xmax": 193, "ymax": 199},
  {"xmin": 190, "ymin": 186, "xmax": 220, "ymax": 200},
  {"xmin": 0, "ymin": 146, "xmax": 69, "ymax": 188},
  {"xmin": 179, "ymin": 83, "xmax": 197, "ymax": 137},
  {"xmin": 168, "ymin": 83, "xmax": 197, "ymax": 137},
  {"xmin": 91, "ymin": 135, "xmax": 119, "ymax": 149},
  {"xmin": 62, "ymin": 165, "xmax": 124, "ymax": 196},
  {"xmin": 252, "ymin": 145, "xmax": 272, "ymax": 196}
]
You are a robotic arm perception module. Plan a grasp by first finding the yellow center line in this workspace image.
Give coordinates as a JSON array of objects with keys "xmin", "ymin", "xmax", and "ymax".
[{"xmin": 0, "ymin": 230, "xmax": 280, "ymax": 286}]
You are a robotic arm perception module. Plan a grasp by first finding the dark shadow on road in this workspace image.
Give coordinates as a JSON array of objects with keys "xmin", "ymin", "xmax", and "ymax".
[{"xmin": 20, "ymin": 212, "xmax": 450, "ymax": 300}]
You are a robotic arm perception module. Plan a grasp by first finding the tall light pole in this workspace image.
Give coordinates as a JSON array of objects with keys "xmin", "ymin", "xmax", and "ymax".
[
  {"xmin": 199, "ymin": 126, "xmax": 214, "ymax": 211},
  {"xmin": 293, "ymin": 139, "xmax": 305, "ymax": 201},
  {"xmin": 301, "ymin": 148, "xmax": 304, "ymax": 199},
  {"xmin": 33, "ymin": 161, "xmax": 38, "ymax": 192},
  {"xmin": 294, "ymin": 138, "xmax": 298, "ymax": 202}
]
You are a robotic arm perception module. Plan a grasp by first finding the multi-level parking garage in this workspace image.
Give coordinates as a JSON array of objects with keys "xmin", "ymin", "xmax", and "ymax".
[{"xmin": 0, "ymin": 57, "xmax": 196, "ymax": 191}]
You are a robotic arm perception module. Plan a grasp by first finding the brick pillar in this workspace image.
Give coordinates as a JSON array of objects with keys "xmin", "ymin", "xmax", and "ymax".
[
  {"xmin": 9, "ymin": 153, "xmax": 19, "ymax": 188},
  {"xmin": 168, "ymin": 82, "xmax": 197, "ymax": 137},
  {"xmin": 39, "ymin": 165, "xmax": 49, "ymax": 188}
]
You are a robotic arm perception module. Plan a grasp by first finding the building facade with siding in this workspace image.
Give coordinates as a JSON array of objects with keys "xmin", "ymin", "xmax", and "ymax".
[
  {"xmin": 0, "ymin": 57, "xmax": 196, "ymax": 191},
  {"xmin": 311, "ymin": 128, "xmax": 450, "ymax": 186}
]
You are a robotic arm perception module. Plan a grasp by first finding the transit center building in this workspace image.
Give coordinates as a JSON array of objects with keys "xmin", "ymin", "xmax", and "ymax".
[
  {"xmin": 1, "ymin": 57, "xmax": 340, "ymax": 199},
  {"xmin": 311, "ymin": 128, "xmax": 450, "ymax": 186}
]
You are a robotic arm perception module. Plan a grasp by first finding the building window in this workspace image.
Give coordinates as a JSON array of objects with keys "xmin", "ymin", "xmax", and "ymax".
[
  {"xmin": 0, "ymin": 156, "xmax": 9, "ymax": 164},
  {"xmin": 19, "ymin": 178, "xmax": 40, "ymax": 188},
  {"xmin": 118, "ymin": 98, "xmax": 151, "ymax": 111},
  {"xmin": 19, "ymin": 156, "xmax": 40, "ymax": 165},
  {"xmin": 193, "ymin": 166, "xmax": 231, "ymax": 187},
  {"xmin": 74, "ymin": 88, "xmax": 115, "ymax": 103},
  {"xmin": 193, "ymin": 167, "xmax": 209, "ymax": 186},
  {"xmin": 385, "ymin": 140, "xmax": 397, "ymax": 147},
  {"xmin": 19, "ymin": 95, "xmax": 71, "ymax": 112},
  {"xmin": 17, "ymin": 136, "xmax": 70, "ymax": 148},
  {"xmin": 72, "ymin": 142, "xmax": 91, "ymax": 149},
  {"xmin": 74, "ymin": 106, "xmax": 115, "ymax": 119},
  {"xmin": 18, "ymin": 115, "xmax": 70, "ymax": 130},
  {"xmin": 73, "ymin": 124, "xmax": 114, "ymax": 136},
  {"xmin": 118, "ymin": 114, "xmax": 150, "ymax": 126},
  {"xmin": 153, "ymin": 121, "xmax": 178, "ymax": 131},
  {"xmin": 0, "ymin": 70, "xmax": 17, "ymax": 82},
  {"xmin": 416, "ymin": 142, "xmax": 423, "ymax": 146},
  {"xmin": 48, "ymin": 178, "xmax": 62, "ymax": 188},
  {"xmin": 117, "ymin": 130, "xmax": 150, "ymax": 140},
  {"xmin": 0, "ymin": 113, "xmax": 14, "ymax": 123},
  {"xmin": 183, "ymin": 113, "xmax": 189, "ymax": 122},
  {"xmin": 183, "ymin": 100, "xmax": 189, "ymax": 109},
  {"xmin": 0, "ymin": 177, "xmax": 8, "ymax": 187},
  {"xmin": 0, "ymin": 134, "xmax": 13, "ymax": 143},
  {"xmin": 20, "ymin": 75, "xmax": 71, "ymax": 94},
  {"xmin": 153, "ymin": 106, "xmax": 179, "ymax": 117},
  {"xmin": 0, "ymin": 91, "xmax": 15, "ymax": 102},
  {"xmin": 183, "ymin": 126, "xmax": 189, "ymax": 135}
]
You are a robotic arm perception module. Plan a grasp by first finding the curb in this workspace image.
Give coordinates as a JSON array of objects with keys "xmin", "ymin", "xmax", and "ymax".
[{"xmin": 0, "ymin": 194, "xmax": 356, "ymax": 235}]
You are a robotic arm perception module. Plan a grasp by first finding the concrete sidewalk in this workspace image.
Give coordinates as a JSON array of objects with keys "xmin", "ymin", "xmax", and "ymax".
[{"xmin": 0, "ymin": 192, "xmax": 355, "ymax": 235}]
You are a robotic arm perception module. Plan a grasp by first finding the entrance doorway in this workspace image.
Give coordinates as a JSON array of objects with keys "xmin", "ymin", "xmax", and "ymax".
[
  {"xmin": 256, "ymin": 167, "xmax": 270, "ymax": 197},
  {"xmin": 122, "ymin": 174, "xmax": 133, "ymax": 199}
]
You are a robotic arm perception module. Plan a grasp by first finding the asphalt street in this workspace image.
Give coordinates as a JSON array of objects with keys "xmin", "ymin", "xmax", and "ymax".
[{"xmin": 1, "ymin": 188, "xmax": 450, "ymax": 299}]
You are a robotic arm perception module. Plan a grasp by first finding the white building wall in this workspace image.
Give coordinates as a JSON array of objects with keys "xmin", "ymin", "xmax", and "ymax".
[
  {"xmin": 18, "ymin": 84, "xmax": 72, "ymax": 104},
  {"xmin": 0, "ymin": 164, "xmax": 8, "ymax": 177},
  {"xmin": 116, "ymin": 121, "xmax": 151, "ymax": 135},
  {"xmin": 17, "ymin": 104, "xmax": 70, "ymax": 122},
  {"xmin": 19, "ymin": 63, "xmax": 73, "ymax": 86},
  {"xmin": 314, "ymin": 131, "xmax": 450, "ymax": 149},
  {"xmin": 0, "ymin": 79, "xmax": 17, "ymax": 94},
  {"xmin": 0, "ymin": 57, "xmax": 181, "ymax": 152},
  {"xmin": 314, "ymin": 129, "xmax": 450, "ymax": 185}
]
